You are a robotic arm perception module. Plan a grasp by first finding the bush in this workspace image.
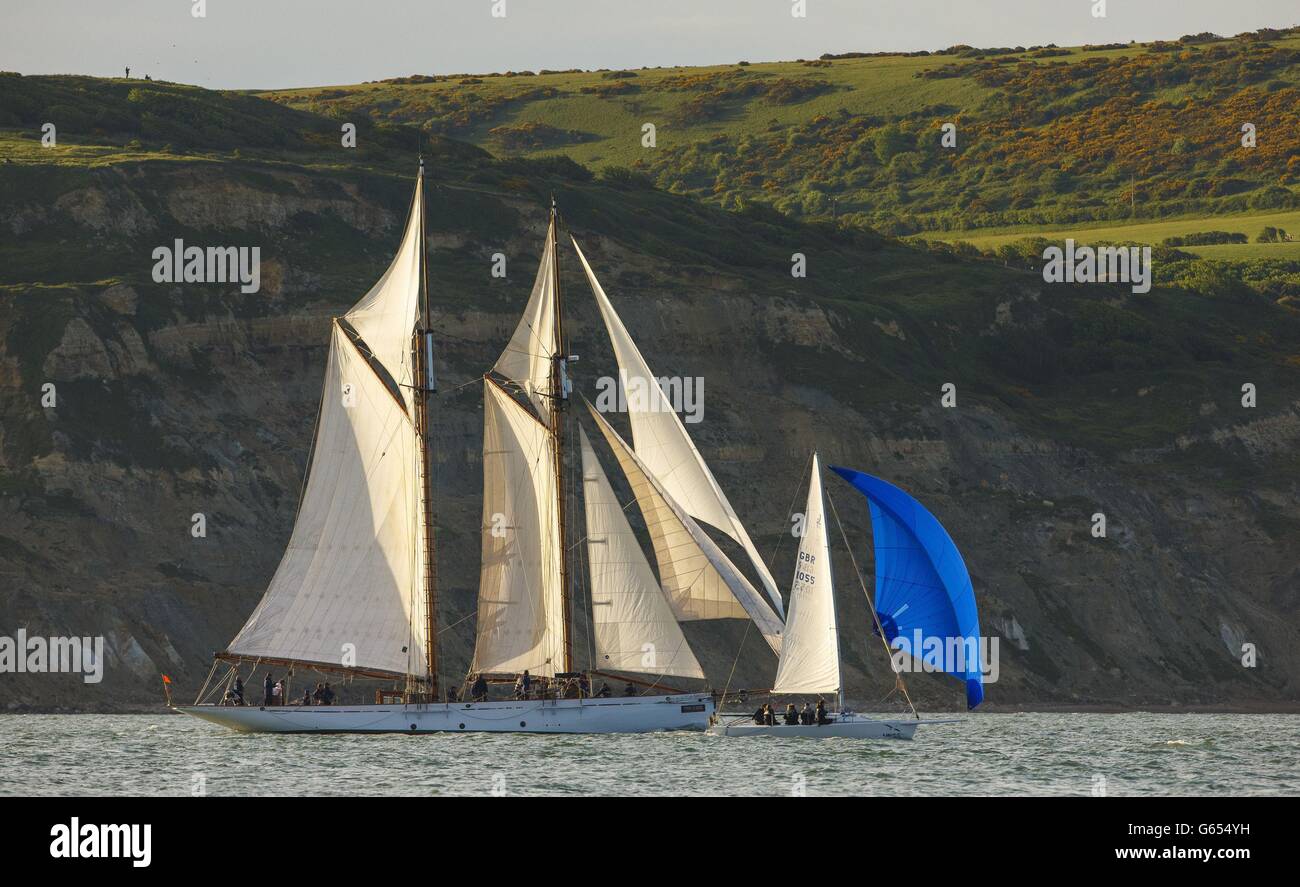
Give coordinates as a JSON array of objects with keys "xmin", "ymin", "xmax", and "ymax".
[{"xmin": 1162, "ymin": 231, "xmax": 1247, "ymax": 246}]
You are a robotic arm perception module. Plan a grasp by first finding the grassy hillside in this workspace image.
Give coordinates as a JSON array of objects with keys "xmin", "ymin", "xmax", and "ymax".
[{"xmin": 259, "ymin": 27, "xmax": 1300, "ymax": 239}]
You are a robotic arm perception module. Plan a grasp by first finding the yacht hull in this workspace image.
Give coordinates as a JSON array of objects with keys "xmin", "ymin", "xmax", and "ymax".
[
  {"xmin": 175, "ymin": 693, "xmax": 715, "ymax": 735},
  {"xmin": 707, "ymin": 715, "xmax": 960, "ymax": 739}
]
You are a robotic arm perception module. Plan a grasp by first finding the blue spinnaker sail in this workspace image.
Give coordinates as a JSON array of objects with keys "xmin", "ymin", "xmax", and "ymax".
[{"xmin": 829, "ymin": 466, "xmax": 984, "ymax": 709}]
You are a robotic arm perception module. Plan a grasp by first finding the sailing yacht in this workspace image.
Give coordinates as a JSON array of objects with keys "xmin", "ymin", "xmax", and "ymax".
[
  {"xmin": 707, "ymin": 456, "xmax": 983, "ymax": 739},
  {"xmin": 175, "ymin": 165, "xmax": 786, "ymax": 734}
]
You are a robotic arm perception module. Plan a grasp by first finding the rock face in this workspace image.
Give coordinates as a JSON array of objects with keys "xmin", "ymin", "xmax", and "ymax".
[{"xmin": 0, "ymin": 160, "xmax": 1297, "ymax": 713}]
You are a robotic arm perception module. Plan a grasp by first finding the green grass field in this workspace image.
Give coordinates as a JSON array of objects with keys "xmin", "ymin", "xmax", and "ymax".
[
  {"xmin": 263, "ymin": 53, "xmax": 997, "ymax": 170},
  {"xmin": 917, "ymin": 209, "xmax": 1300, "ymax": 257}
]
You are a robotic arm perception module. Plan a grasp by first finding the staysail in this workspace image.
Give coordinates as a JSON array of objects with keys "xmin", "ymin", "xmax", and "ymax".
[
  {"xmin": 587, "ymin": 401, "xmax": 784, "ymax": 656},
  {"xmin": 829, "ymin": 466, "xmax": 985, "ymax": 709},
  {"xmin": 226, "ymin": 175, "xmax": 430, "ymax": 678},
  {"xmin": 580, "ymin": 428, "xmax": 704, "ymax": 679},
  {"xmin": 470, "ymin": 378, "xmax": 566, "ymax": 677},
  {"xmin": 772, "ymin": 454, "xmax": 840, "ymax": 696},
  {"xmin": 571, "ymin": 237, "xmax": 784, "ymax": 619}
]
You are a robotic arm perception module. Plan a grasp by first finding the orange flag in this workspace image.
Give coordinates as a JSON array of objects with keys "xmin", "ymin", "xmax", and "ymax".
[{"xmin": 161, "ymin": 674, "xmax": 172, "ymax": 684}]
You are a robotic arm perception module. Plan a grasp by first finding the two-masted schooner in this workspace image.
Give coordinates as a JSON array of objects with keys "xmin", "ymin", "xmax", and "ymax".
[{"xmin": 176, "ymin": 165, "xmax": 785, "ymax": 734}]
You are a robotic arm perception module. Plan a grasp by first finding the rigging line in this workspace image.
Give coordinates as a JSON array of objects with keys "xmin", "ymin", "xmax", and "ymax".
[
  {"xmin": 762, "ymin": 447, "xmax": 814, "ymax": 598},
  {"xmin": 718, "ymin": 618, "xmax": 753, "ymax": 711},
  {"xmin": 280, "ymin": 328, "xmax": 333, "ymax": 538},
  {"xmin": 437, "ymin": 608, "xmax": 477, "ymax": 635},
  {"xmin": 825, "ymin": 488, "xmax": 920, "ymax": 720}
]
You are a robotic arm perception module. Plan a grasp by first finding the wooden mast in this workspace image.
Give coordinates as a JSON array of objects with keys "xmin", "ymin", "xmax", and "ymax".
[
  {"xmin": 549, "ymin": 198, "xmax": 574, "ymax": 674},
  {"xmin": 414, "ymin": 160, "xmax": 440, "ymax": 699}
]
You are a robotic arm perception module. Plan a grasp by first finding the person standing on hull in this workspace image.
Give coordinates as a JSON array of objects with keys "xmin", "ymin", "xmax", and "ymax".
[{"xmin": 263, "ymin": 672, "xmax": 273, "ymax": 706}]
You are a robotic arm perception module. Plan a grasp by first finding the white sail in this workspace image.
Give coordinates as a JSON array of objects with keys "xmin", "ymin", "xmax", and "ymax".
[
  {"xmin": 587, "ymin": 402, "xmax": 783, "ymax": 656},
  {"xmin": 572, "ymin": 237, "xmax": 783, "ymax": 618},
  {"xmin": 470, "ymin": 379, "xmax": 566, "ymax": 677},
  {"xmin": 580, "ymin": 428, "xmax": 704, "ymax": 679},
  {"xmin": 227, "ymin": 322, "xmax": 428, "ymax": 677},
  {"xmin": 344, "ymin": 168, "xmax": 426, "ymax": 411},
  {"xmin": 773, "ymin": 453, "xmax": 841, "ymax": 696},
  {"xmin": 493, "ymin": 221, "xmax": 557, "ymax": 420}
]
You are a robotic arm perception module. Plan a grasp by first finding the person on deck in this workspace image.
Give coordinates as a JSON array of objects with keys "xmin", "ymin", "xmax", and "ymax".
[
  {"xmin": 446, "ymin": 684, "xmax": 459, "ymax": 703},
  {"xmin": 800, "ymin": 702, "xmax": 813, "ymax": 725},
  {"xmin": 623, "ymin": 682, "xmax": 636, "ymax": 697},
  {"xmin": 596, "ymin": 682, "xmax": 611, "ymax": 698},
  {"xmin": 301, "ymin": 689, "xmax": 311, "ymax": 706},
  {"xmin": 272, "ymin": 680, "xmax": 283, "ymax": 706},
  {"xmin": 815, "ymin": 698, "xmax": 829, "ymax": 726},
  {"xmin": 263, "ymin": 672, "xmax": 274, "ymax": 706},
  {"xmin": 578, "ymin": 674, "xmax": 590, "ymax": 697},
  {"xmin": 232, "ymin": 676, "xmax": 245, "ymax": 705},
  {"xmin": 784, "ymin": 704, "xmax": 799, "ymax": 725},
  {"xmin": 521, "ymin": 669, "xmax": 532, "ymax": 700},
  {"xmin": 321, "ymin": 683, "xmax": 335, "ymax": 705},
  {"xmin": 471, "ymin": 673, "xmax": 488, "ymax": 702},
  {"xmin": 312, "ymin": 682, "xmax": 325, "ymax": 705},
  {"xmin": 752, "ymin": 705, "xmax": 766, "ymax": 725}
]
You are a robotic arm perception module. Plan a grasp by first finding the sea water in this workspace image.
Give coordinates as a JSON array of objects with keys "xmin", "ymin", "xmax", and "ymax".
[{"xmin": 0, "ymin": 712, "xmax": 1295, "ymax": 796}]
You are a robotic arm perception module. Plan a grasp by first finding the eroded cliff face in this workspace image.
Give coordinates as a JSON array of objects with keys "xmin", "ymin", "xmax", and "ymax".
[{"xmin": 1, "ymin": 162, "xmax": 1296, "ymax": 711}]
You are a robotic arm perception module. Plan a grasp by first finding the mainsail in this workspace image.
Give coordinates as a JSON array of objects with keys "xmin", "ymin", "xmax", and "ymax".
[
  {"xmin": 772, "ymin": 454, "xmax": 841, "ymax": 696},
  {"xmin": 226, "ymin": 173, "xmax": 430, "ymax": 678},
  {"xmin": 587, "ymin": 401, "xmax": 784, "ymax": 656},
  {"xmin": 571, "ymin": 238, "xmax": 784, "ymax": 619},
  {"xmin": 580, "ymin": 428, "xmax": 704, "ymax": 679},
  {"xmin": 470, "ymin": 378, "xmax": 566, "ymax": 677}
]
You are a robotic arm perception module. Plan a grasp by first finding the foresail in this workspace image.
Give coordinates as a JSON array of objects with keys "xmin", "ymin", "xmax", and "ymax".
[
  {"xmin": 571, "ymin": 237, "xmax": 783, "ymax": 618},
  {"xmin": 493, "ymin": 221, "xmax": 557, "ymax": 420},
  {"xmin": 343, "ymin": 168, "xmax": 425, "ymax": 412},
  {"xmin": 580, "ymin": 428, "xmax": 704, "ymax": 679},
  {"xmin": 773, "ymin": 454, "xmax": 840, "ymax": 695},
  {"xmin": 227, "ymin": 323, "xmax": 428, "ymax": 677},
  {"xmin": 587, "ymin": 401, "xmax": 783, "ymax": 656},
  {"xmin": 471, "ymin": 379, "xmax": 566, "ymax": 677}
]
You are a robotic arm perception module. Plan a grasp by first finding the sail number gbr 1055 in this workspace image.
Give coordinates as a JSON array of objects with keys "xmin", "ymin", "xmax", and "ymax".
[{"xmin": 795, "ymin": 550, "xmax": 817, "ymax": 585}]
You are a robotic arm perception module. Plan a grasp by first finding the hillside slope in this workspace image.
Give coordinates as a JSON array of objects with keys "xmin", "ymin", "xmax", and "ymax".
[
  {"xmin": 259, "ymin": 27, "xmax": 1300, "ymax": 238},
  {"xmin": 0, "ymin": 75, "xmax": 1298, "ymax": 711}
]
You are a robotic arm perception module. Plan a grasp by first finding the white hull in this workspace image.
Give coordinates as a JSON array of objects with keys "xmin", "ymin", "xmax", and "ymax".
[
  {"xmin": 707, "ymin": 714, "xmax": 960, "ymax": 740},
  {"xmin": 175, "ymin": 693, "xmax": 715, "ymax": 735}
]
